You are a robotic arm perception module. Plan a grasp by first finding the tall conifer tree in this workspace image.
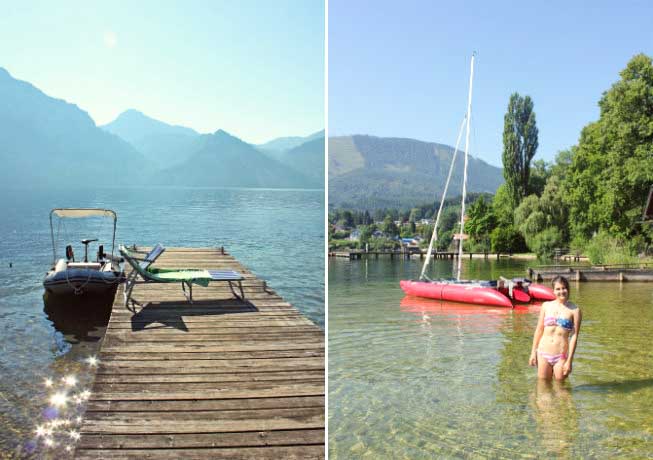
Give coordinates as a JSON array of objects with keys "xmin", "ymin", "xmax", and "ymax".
[{"xmin": 502, "ymin": 93, "xmax": 539, "ymax": 208}]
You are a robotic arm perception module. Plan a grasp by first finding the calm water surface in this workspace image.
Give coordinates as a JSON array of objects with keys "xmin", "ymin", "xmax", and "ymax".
[
  {"xmin": 329, "ymin": 256, "xmax": 653, "ymax": 458},
  {"xmin": 0, "ymin": 187, "xmax": 324, "ymax": 458}
]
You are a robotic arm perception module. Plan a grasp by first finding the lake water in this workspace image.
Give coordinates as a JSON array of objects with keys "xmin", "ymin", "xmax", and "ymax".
[
  {"xmin": 329, "ymin": 256, "xmax": 653, "ymax": 458},
  {"xmin": 0, "ymin": 186, "xmax": 324, "ymax": 458}
]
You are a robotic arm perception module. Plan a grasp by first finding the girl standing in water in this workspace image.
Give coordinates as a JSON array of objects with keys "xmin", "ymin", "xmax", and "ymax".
[{"xmin": 529, "ymin": 276, "xmax": 582, "ymax": 380}]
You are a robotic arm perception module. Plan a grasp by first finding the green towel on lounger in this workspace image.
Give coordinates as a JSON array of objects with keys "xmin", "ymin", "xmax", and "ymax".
[{"xmin": 146, "ymin": 268, "xmax": 213, "ymax": 287}]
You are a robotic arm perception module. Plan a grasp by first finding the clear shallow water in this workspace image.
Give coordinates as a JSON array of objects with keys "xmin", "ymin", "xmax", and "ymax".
[
  {"xmin": 0, "ymin": 187, "xmax": 324, "ymax": 458},
  {"xmin": 329, "ymin": 257, "xmax": 653, "ymax": 458}
]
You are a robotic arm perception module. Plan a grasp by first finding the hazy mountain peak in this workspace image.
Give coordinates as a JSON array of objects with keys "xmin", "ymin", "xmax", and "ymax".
[
  {"xmin": 213, "ymin": 128, "xmax": 231, "ymax": 136},
  {"xmin": 102, "ymin": 109, "xmax": 197, "ymax": 137},
  {"xmin": 103, "ymin": 109, "xmax": 198, "ymax": 137},
  {"xmin": 257, "ymin": 129, "xmax": 326, "ymax": 153}
]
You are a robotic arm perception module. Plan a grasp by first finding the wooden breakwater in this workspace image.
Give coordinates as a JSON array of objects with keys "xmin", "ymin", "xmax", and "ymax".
[
  {"xmin": 528, "ymin": 263, "xmax": 653, "ymax": 282},
  {"xmin": 74, "ymin": 247, "xmax": 324, "ymax": 459},
  {"xmin": 329, "ymin": 250, "xmax": 496, "ymax": 260}
]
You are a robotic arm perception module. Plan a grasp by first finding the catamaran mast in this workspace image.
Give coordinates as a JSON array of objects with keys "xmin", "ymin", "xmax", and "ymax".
[{"xmin": 456, "ymin": 53, "xmax": 475, "ymax": 281}]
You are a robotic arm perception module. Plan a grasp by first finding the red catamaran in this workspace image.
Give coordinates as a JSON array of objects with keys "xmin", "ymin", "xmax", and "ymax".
[{"xmin": 399, "ymin": 54, "xmax": 554, "ymax": 307}]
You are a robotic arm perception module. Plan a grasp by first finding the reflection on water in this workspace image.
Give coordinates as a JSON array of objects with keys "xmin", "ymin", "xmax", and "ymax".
[
  {"xmin": 43, "ymin": 291, "xmax": 113, "ymax": 345},
  {"xmin": 531, "ymin": 379, "xmax": 579, "ymax": 457},
  {"xmin": 329, "ymin": 257, "xmax": 653, "ymax": 458}
]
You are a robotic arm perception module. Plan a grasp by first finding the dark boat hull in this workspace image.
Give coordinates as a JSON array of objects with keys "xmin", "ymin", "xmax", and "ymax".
[{"xmin": 44, "ymin": 269, "xmax": 123, "ymax": 296}]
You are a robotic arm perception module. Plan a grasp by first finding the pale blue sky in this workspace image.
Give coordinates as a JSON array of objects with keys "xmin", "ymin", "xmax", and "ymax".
[
  {"xmin": 329, "ymin": 0, "xmax": 653, "ymax": 166},
  {"xmin": 0, "ymin": 0, "xmax": 324, "ymax": 143}
]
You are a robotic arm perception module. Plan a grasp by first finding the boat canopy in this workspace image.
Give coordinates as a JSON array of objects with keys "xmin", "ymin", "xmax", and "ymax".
[
  {"xmin": 49, "ymin": 208, "xmax": 118, "ymax": 264},
  {"xmin": 51, "ymin": 208, "xmax": 116, "ymax": 220}
]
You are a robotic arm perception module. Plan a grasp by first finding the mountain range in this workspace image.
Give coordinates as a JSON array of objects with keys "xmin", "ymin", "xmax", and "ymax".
[
  {"xmin": 0, "ymin": 66, "xmax": 503, "ymax": 204},
  {"xmin": 0, "ymin": 67, "xmax": 147, "ymax": 187},
  {"xmin": 328, "ymin": 135, "xmax": 504, "ymax": 210},
  {"xmin": 0, "ymin": 67, "xmax": 323, "ymax": 189}
]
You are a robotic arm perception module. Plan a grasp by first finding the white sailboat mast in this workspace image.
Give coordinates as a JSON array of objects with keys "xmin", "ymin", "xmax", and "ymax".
[
  {"xmin": 456, "ymin": 53, "xmax": 475, "ymax": 281},
  {"xmin": 419, "ymin": 116, "xmax": 466, "ymax": 280}
]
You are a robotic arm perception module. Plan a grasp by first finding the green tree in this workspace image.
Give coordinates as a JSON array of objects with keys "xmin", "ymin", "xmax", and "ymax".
[
  {"xmin": 502, "ymin": 93, "xmax": 539, "ymax": 208},
  {"xmin": 564, "ymin": 53, "xmax": 653, "ymax": 241},
  {"xmin": 528, "ymin": 159, "xmax": 550, "ymax": 196},
  {"xmin": 490, "ymin": 225, "xmax": 522, "ymax": 254},
  {"xmin": 359, "ymin": 225, "xmax": 374, "ymax": 244},
  {"xmin": 465, "ymin": 196, "xmax": 495, "ymax": 249},
  {"xmin": 408, "ymin": 208, "xmax": 422, "ymax": 223},
  {"xmin": 530, "ymin": 228, "xmax": 563, "ymax": 259},
  {"xmin": 381, "ymin": 216, "xmax": 399, "ymax": 238},
  {"xmin": 492, "ymin": 184, "xmax": 514, "ymax": 226}
]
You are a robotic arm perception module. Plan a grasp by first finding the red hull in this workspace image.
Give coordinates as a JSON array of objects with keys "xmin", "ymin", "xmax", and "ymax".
[
  {"xmin": 399, "ymin": 280, "xmax": 513, "ymax": 307},
  {"xmin": 526, "ymin": 283, "xmax": 555, "ymax": 301}
]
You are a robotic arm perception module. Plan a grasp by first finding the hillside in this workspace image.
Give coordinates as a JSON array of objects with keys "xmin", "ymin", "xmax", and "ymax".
[
  {"xmin": 152, "ymin": 130, "xmax": 320, "ymax": 188},
  {"xmin": 0, "ymin": 67, "xmax": 148, "ymax": 188},
  {"xmin": 101, "ymin": 109, "xmax": 201, "ymax": 169},
  {"xmin": 257, "ymin": 129, "xmax": 325, "ymax": 153},
  {"xmin": 328, "ymin": 134, "xmax": 503, "ymax": 209}
]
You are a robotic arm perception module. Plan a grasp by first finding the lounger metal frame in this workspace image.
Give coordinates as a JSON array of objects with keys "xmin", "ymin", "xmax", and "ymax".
[
  {"xmin": 120, "ymin": 245, "xmax": 245, "ymax": 307},
  {"xmin": 122, "ymin": 244, "xmax": 166, "ymax": 304}
]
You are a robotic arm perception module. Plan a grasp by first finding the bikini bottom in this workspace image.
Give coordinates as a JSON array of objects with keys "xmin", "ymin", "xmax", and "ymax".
[{"xmin": 538, "ymin": 350, "xmax": 567, "ymax": 366}]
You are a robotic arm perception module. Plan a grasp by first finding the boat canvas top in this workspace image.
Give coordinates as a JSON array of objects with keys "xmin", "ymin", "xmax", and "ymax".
[{"xmin": 49, "ymin": 208, "xmax": 118, "ymax": 264}]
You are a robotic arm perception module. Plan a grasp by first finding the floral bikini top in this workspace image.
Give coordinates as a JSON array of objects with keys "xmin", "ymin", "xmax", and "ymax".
[{"xmin": 543, "ymin": 314, "xmax": 574, "ymax": 331}]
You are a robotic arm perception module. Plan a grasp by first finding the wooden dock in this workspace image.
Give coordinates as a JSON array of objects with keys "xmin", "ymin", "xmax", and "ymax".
[
  {"xmin": 74, "ymin": 247, "xmax": 324, "ymax": 459},
  {"xmin": 528, "ymin": 263, "xmax": 653, "ymax": 282},
  {"xmin": 329, "ymin": 250, "xmax": 494, "ymax": 260}
]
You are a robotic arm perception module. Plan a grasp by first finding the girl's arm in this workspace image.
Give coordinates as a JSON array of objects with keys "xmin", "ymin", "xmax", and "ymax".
[
  {"xmin": 563, "ymin": 308, "xmax": 582, "ymax": 374},
  {"xmin": 529, "ymin": 303, "xmax": 547, "ymax": 366}
]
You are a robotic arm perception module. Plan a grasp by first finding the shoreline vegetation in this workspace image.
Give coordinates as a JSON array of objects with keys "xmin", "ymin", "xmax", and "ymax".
[{"xmin": 329, "ymin": 54, "xmax": 653, "ymax": 266}]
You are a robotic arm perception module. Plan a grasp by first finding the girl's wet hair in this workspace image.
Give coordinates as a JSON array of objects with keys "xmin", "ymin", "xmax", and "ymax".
[{"xmin": 551, "ymin": 275, "xmax": 570, "ymax": 290}]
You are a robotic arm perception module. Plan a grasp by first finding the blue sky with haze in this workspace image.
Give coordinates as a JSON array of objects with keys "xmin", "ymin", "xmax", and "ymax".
[
  {"xmin": 329, "ymin": 0, "xmax": 653, "ymax": 166},
  {"xmin": 0, "ymin": 0, "xmax": 324, "ymax": 143}
]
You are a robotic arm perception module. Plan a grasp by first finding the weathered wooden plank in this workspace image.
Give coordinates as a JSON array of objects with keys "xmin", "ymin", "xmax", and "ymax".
[
  {"xmin": 85, "ymin": 396, "xmax": 325, "ymax": 412},
  {"xmin": 82, "ymin": 406, "xmax": 323, "ymax": 426},
  {"xmin": 107, "ymin": 323, "xmax": 316, "ymax": 332},
  {"xmin": 104, "ymin": 331, "xmax": 323, "ymax": 340},
  {"xmin": 99, "ymin": 343, "xmax": 324, "ymax": 354},
  {"xmin": 103, "ymin": 331, "xmax": 324, "ymax": 343},
  {"xmin": 112, "ymin": 311, "xmax": 305, "ymax": 321},
  {"xmin": 94, "ymin": 370, "xmax": 325, "ymax": 384},
  {"xmin": 87, "ymin": 382, "xmax": 324, "ymax": 400},
  {"xmin": 111, "ymin": 299, "xmax": 294, "ymax": 309},
  {"xmin": 99, "ymin": 349, "xmax": 324, "ymax": 361},
  {"xmin": 75, "ymin": 445, "xmax": 324, "ymax": 459},
  {"xmin": 77, "ymin": 429, "xmax": 324, "ymax": 449},
  {"xmin": 92, "ymin": 379, "xmax": 325, "ymax": 394},
  {"xmin": 96, "ymin": 357, "xmax": 324, "ymax": 371}
]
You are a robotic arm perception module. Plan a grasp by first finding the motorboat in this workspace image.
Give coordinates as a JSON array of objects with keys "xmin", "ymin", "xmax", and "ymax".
[{"xmin": 43, "ymin": 208, "xmax": 124, "ymax": 296}]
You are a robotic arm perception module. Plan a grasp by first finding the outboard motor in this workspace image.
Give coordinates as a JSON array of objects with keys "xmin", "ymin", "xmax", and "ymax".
[{"xmin": 65, "ymin": 245, "xmax": 75, "ymax": 262}]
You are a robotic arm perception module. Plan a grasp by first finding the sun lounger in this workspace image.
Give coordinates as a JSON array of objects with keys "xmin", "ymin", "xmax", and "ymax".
[
  {"xmin": 120, "ymin": 245, "xmax": 245, "ymax": 306},
  {"xmin": 123, "ymin": 243, "xmax": 166, "ymax": 287}
]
